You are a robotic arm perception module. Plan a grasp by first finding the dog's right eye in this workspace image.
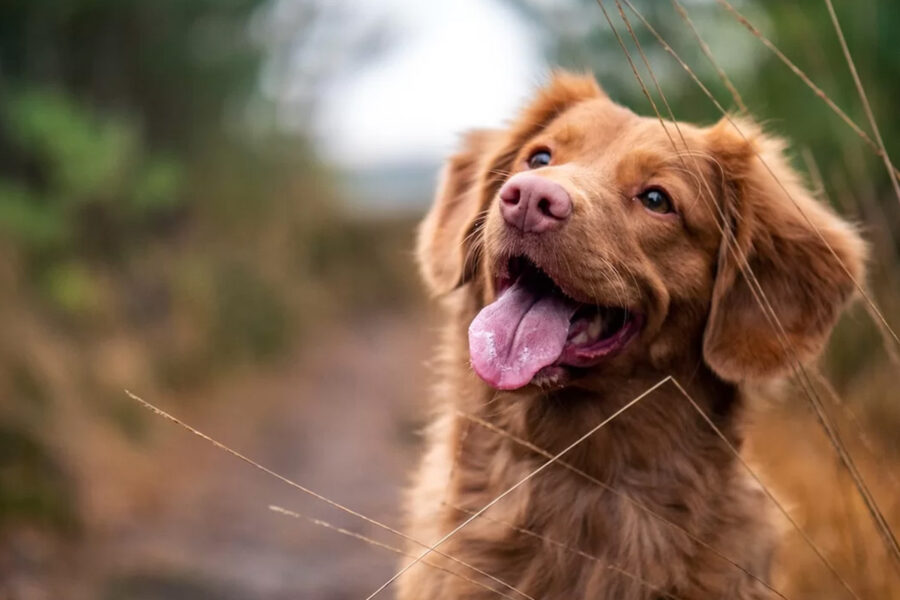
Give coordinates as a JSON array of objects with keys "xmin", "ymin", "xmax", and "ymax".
[
  {"xmin": 637, "ymin": 188, "xmax": 674, "ymax": 215},
  {"xmin": 527, "ymin": 150, "xmax": 552, "ymax": 169}
]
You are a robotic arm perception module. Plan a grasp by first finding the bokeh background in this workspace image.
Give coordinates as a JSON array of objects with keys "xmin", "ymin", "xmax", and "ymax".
[{"xmin": 1, "ymin": 1, "xmax": 899, "ymax": 598}]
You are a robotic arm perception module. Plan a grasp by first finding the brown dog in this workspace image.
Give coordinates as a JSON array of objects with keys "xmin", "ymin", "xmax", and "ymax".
[{"xmin": 400, "ymin": 72, "xmax": 864, "ymax": 599}]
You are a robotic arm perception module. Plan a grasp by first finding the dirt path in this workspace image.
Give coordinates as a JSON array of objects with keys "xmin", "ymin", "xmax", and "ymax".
[{"xmin": 90, "ymin": 311, "xmax": 433, "ymax": 599}]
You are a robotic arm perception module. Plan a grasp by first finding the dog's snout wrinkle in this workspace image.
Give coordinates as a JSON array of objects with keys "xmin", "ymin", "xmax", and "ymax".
[{"xmin": 499, "ymin": 173, "xmax": 572, "ymax": 233}]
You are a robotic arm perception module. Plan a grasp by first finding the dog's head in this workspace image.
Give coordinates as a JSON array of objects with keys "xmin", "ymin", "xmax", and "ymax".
[{"xmin": 418, "ymin": 72, "xmax": 865, "ymax": 391}]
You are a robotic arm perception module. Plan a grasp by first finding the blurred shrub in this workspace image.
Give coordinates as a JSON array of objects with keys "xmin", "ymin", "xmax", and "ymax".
[
  {"xmin": 0, "ymin": 0, "xmax": 415, "ymax": 562},
  {"xmin": 103, "ymin": 571, "xmax": 243, "ymax": 600},
  {"xmin": 212, "ymin": 261, "xmax": 289, "ymax": 362},
  {"xmin": 0, "ymin": 425, "xmax": 78, "ymax": 534}
]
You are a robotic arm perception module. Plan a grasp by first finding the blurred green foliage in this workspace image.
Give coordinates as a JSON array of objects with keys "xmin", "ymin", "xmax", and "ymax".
[
  {"xmin": 0, "ymin": 0, "xmax": 268, "ymax": 539},
  {"xmin": 0, "ymin": 425, "xmax": 78, "ymax": 534},
  {"xmin": 0, "ymin": 0, "xmax": 418, "ymax": 546},
  {"xmin": 0, "ymin": 0, "xmax": 262, "ymax": 289},
  {"xmin": 1, "ymin": 88, "xmax": 183, "ymax": 260}
]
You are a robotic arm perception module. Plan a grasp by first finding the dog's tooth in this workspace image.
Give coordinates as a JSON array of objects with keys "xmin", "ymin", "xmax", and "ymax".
[
  {"xmin": 572, "ymin": 331, "xmax": 589, "ymax": 345},
  {"xmin": 587, "ymin": 315, "xmax": 604, "ymax": 339}
]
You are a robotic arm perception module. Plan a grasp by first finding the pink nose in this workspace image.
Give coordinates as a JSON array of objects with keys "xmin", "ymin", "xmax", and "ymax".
[{"xmin": 499, "ymin": 173, "xmax": 572, "ymax": 233}]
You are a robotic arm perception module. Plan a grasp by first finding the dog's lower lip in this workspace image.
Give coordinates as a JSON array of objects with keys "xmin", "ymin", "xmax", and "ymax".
[
  {"xmin": 532, "ymin": 317, "xmax": 640, "ymax": 389},
  {"xmin": 557, "ymin": 313, "xmax": 641, "ymax": 368}
]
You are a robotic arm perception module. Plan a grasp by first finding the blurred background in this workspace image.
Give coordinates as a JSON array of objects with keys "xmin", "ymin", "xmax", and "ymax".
[{"xmin": 1, "ymin": 0, "xmax": 899, "ymax": 598}]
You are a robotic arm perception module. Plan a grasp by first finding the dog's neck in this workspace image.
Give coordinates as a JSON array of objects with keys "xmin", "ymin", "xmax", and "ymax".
[{"xmin": 461, "ymin": 368, "xmax": 740, "ymax": 483}]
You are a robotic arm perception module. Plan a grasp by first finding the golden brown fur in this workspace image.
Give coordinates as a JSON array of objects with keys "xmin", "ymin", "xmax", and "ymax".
[{"xmin": 400, "ymin": 72, "xmax": 865, "ymax": 599}]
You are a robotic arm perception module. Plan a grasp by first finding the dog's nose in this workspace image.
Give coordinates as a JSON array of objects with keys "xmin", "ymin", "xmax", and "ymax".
[{"xmin": 499, "ymin": 173, "xmax": 572, "ymax": 233}]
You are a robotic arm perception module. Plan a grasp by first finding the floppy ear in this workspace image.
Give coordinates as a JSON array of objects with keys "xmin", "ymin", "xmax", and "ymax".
[
  {"xmin": 417, "ymin": 70, "xmax": 604, "ymax": 295},
  {"xmin": 416, "ymin": 129, "xmax": 502, "ymax": 295},
  {"xmin": 702, "ymin": 118, "xmax": 866, "ymax": 382}
]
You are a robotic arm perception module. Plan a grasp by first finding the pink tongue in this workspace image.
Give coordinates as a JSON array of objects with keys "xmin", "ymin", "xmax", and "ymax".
[{"xmin": 468, "ymin": 278, "xmax": 579, "ymax": 390}]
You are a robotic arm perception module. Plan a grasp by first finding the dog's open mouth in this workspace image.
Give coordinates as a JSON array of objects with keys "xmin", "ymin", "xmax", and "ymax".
[{"xmin": 468, "ymin": 257, "xmax": 641, "ymax": 390}]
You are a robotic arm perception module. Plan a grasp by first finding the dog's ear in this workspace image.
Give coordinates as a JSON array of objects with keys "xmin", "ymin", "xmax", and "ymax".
[
  {"xmin": 702, "ymin": 118, "xmax": 866, "ymax": 382},
  {"xmin": 417, "ymin": 129, "xmax": 502, "ymax": 295},
  {"xmin": 417, "ymin": 71, "xmax": 604, "ymax": 295}
]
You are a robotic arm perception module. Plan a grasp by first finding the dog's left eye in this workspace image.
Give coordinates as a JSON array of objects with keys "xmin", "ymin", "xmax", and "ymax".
[
  {"xmin": 527, "ymin": 150, "xmax": 552, "ymax": 169},
  {"xmin": 637, "ymin": 188, "xmax": 673, "ymax": 214}
]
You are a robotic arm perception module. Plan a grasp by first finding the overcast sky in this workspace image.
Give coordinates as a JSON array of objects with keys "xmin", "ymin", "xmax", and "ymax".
[{"xmin": 312, "ymin": 0, "xmax": 546, "ymax": 169}]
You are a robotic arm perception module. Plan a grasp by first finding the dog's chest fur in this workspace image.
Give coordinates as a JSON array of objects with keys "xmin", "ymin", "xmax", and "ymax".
[{"xmin": 398, "ymin": 328, "xmax": 776, "ymax": 600}]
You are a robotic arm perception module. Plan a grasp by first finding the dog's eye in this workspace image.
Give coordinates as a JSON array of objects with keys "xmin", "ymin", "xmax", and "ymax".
[
  {"xmin": 637, "ymin": 188, "xmax": 673, "ymax": 214},
  {"xmin": 527, "ymin": 150, "xmax": 551, "ymax": 169}
]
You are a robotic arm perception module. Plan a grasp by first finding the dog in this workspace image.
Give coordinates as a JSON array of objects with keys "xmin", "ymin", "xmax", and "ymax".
[{"xmin": 399, "ymin": 71, "xmax": 865, "ymax": 600}]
